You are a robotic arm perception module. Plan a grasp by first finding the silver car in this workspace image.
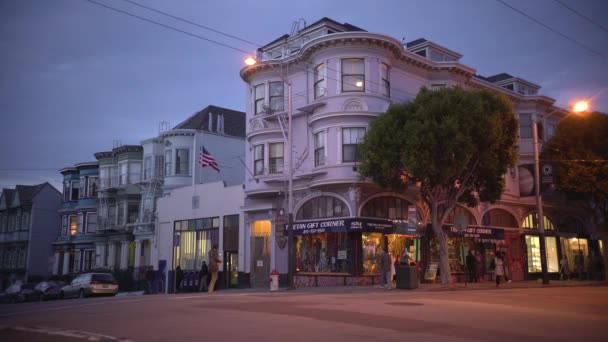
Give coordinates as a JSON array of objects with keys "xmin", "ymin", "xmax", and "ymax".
[{"xmin": 59, "ymin": 273, "xmax": 119, "ymax": 299}]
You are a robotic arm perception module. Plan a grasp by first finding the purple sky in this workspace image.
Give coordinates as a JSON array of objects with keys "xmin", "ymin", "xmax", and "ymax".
[{"xmin": 1, "ymin": 0, "xmax": 607, "ymax": 192}]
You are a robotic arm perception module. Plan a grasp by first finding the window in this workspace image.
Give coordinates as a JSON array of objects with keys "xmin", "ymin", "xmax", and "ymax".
[
  {"xmin": 71, "ymin": 180, "xmax": 79, "ymax": 201},
  {"xmin": 8, "ymin": 214, "xmax": 15, "ymax": 232},
  {"xmin": 69, "ymin": 215, "xmax": 78, "ymax": 236},
  {"xmin": 155, "ymin": 155, "xmax": 165, "ymax": 178},
  {"xmin": 120, "ymin": 162, "xmax": 128, "ymax": 185},
  {"xmin": 296, "ymin": 196, "xmax": 349, "ymax": 220},
  {"xmin": 21, "ymin": 212, "xmax": 29, "ymax": 230},
  {"xmin": 254, "ymin": 144, "xmax": 264, "ymax": 176},
  {"xmin": 79, "ymin": 177, "xmax": 86, "ymax": 199},
  {"xmin": 526, "ymin": 235, "xmax": 559, "ymax": 272},
  {"xmin": 314, "ymin": 63, "xmax": 326, "ymax": 99},
  {"xmin": 144, "ymin": 156, "xmax": 152, "ymax": 180},
  {"xmin": 362, "ymin": 232, "xmax": 384, "ymax": 274},
  {"xmin": 165, "ymin": 150, "xmax": 172, "ymax": 176},
  {"xmin": 175, "ymin": 149, "xmax": 189, "ymax": 175},
  {"xmin": 547, "ymin": 123, "xmax": 556, "ymax": 139},
  {"xmin": 84, "ymin": 250, "xmax": 94, "ymax": 271},
  {"xmin": 523, "ymin": 213, "xmax": 555, "ymax": 230},
  {"xmin": 118, "ymin": 202, "xmax": 126, "ymax": 225},
  {"xmin": 519, "ymin": 113, "xmax": 532, "ymax": 138},
  {"xmin": 223, "ymin": 215, "xmax": 239, "ymax": 251},
  {"xmin": 99, "ymin": 167, "xmax": 111, "ymax": 189},
  {"xmin": 342, "ymin": 127, "xmax": 365, "ymax": 162},
  {"xmin": 88, "ymin": 177, "xmax": 99, "ymax": 197},
  {"xmin": 86, "ymin": 212, "xmax": 97, "ymax": 233},
  {"xmin": 128, "ymin": 203, "xmax": 139, "ymax": 224},
  {"xmin": 62, "ymin": 215, "xmax": 68, "ymax": 236},
  {"xmin": 381, "ymin": 63, "xmax": 390, "ymax": 97},
  {"xmin": 296, "ymin": 233, "xmax": 352, "ymax": 273},
  {"xmin": 254, "ymin": 84, "xmax": 265, "ymax": 114},
  {"xmin": 174, "ymin": 217, "xmax": 220, "ymax": 270},
  {"xmin": 314, "ymin": 131, "xmax": 325, "ymax": 167},
  {"xmin": 342, "ymin": 58, "xmax": 365, "ymax": 92},
  {"xmin": 17, "ymin": 248, "xmax": 26, "ymax": 268},
  {"xmin": 361, "ymin": 196, "xmax": 414, "ymax": 220},
  {"xmin": 269, "ymin": 143, "xmax": 284, "ymax": 174},
  {"xmin": 269, "ymin": 81, "xmax": 284, "ymax": 112},
  {"xmin": 78, "ymin": 213, "xmax": 84, "ymax": 233},
  {"xmin": 63, "ymin": 180, "xmax": 70, "ymax": 201}
]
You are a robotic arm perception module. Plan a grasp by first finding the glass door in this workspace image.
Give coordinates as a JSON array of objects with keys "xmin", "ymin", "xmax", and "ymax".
[{"xmin": 224, "ymin": 251, "xmax": 239, "ymax": 288}]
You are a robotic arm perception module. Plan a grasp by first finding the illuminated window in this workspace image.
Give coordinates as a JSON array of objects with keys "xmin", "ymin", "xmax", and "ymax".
[
  {"xmin": 342, "ymin": 58, "xmax": 364, "ymax": 92},
  {"xmin": 69, "ymin": 216, "xmax": 78, "ymax": 236},
  {"xmin": 523, "ymin": 213, "xmax": 554, "ymax": 230}
]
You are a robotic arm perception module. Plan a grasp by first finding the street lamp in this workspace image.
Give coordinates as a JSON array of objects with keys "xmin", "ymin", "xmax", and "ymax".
[
  {"xmin": 533, "ymin": 100, "xmax": 589, "ymax": 285},
  {"xmin": 244, "ymin": 56, "xmax": 296, "ymax": 290}
]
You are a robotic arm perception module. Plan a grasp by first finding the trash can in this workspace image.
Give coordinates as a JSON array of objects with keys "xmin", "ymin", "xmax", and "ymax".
[
  {"xmin": 269, "ymin": 269, "xmax": 279, "ymax": 292},
  {"xmin": 395, "ymin": 265, "xmax": 419, "ymax": 289}
]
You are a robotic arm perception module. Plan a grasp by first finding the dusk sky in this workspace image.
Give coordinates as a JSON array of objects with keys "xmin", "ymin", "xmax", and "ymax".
[{"xmin": 1, "ymin": 0, "xmax": 607, "ymax": 192}]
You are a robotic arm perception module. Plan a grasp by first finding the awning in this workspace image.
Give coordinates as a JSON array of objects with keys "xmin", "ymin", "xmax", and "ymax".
[{"xmin": 285, "ymin": 217, "xmax": 393, "ymax": 236}]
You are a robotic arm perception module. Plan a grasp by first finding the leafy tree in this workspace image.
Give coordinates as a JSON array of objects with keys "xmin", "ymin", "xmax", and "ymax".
[
  {"xmin": 541, "ymin": 111, "xmax": 608, "ymax": 277},
  {"xmin": 359, "ymin": 87, "xmax": 519, "ymax": 285}
]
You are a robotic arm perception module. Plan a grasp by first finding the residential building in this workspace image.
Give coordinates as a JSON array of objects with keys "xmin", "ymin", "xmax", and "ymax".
[
  {"xmin": 137, "ymin": 105, "xmax": 246, "ymax": 291},
  {"xmin": 52, "ymin": 162, "xmax": 99, "ymax": 276},
  {"xmin": 239, "ymin": 17, "xmax": 595, "ymax": 286},
  {"xmin": 0, "ymin": 183, "xmax": 62, "ymax": 289}
]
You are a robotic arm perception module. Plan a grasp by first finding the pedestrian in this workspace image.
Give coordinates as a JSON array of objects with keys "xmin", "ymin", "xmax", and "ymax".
[
  {"xmin": 175, "ymin": 265, "xmax": 183, "ymax": 293},
  {"xmin": 390, "ymin": 253, "xmax": 396, "ymax": 287},
  {"xmin": 466, "ymin": 249, "xmax": 477, "ymax": 283},
  {"xmin": 377, "ymin": 247, "xmax": 392, "ymax": 290},
  {"xmin": 199, "ymin": 261, "xmax": 209, "ymax": 292},
  {"xmin": 501, "ymin": 251, "xmax": 512, "ymax": 283},
  {"xmin": 493, "ymin": 252, "xmax": 506, "ymax": 287},
  {"xmin": 559, "ymin": 256, "xmax": 570, "ymax": 280},
  {"xmin": 208, "ymin": 243, "xmax": 222, "ymax": 293},
  {"xmin": 475, "ymin": 250, "xmax": 484, "ymax": 282}
]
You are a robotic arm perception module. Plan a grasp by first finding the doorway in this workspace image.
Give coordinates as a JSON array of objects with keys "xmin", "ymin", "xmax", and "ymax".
[
  {"xmin": 251, "ymin": 220, "xmax": 271, "ymax": 286},
  {"xmin": 224, "ymin": 251, "xmax": 239, "ymax": 288}
]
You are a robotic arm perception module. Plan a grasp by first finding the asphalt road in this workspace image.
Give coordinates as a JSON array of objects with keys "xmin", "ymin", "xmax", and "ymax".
[{"xmin": 1, "ymin": 286, "xmax": 606, "ymax": 342}]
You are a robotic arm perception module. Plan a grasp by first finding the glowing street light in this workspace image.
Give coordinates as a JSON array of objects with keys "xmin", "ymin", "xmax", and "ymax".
[
  {"xmin": 244, "ymin": 57, "xmax": 257, "ymax": 66},
  {"xmin": 573, "ymin": 101, "xmax": 589, "ymax": 113}
]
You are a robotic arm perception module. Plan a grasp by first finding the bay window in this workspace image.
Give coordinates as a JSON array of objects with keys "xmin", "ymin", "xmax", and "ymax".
[
  {"xmin": 269, "ymin": 81, "xmax": 284, "ymax": 112},
  {"xmin": 144, "ymin": 156, "xmax": 152, "ymax": 180},
  {"xmin": 165, "ymin": 150, "xmax": 172, "ymax": 176},
  {"xmin": 519, "ymin": 113, "xmax": 532, "ymax": 138},
  {"xmin": 342, "ymin": 127, "xmax": 366, "ymax": 162},
  {"xmin": 314, "ymin": 63, "xmax": 326, "ymax": 99},
  {"xmin": 269, "ymin": 143, "xmax": 284, "ymax": 174},
  {"xmin": 381, "ymin": 63, "xmax": 390, "ymax": 97},
  {"xmin": 254, "ymin": 84, "xmax": 265, "ymax": 114},
  {"xmin": 314, "ymin": 131, "xmax": 325, "ymax": 166},
  {"xmin": 254, "ymin": 144, "xmax": 264, "ymax": 176},
  {"xmin": 175, "ymin": 149, "xmax": 190, "ymax": 175},
  {"xmin": 342, "ymin": 58, "xmax": 365, "ymax": 92}
]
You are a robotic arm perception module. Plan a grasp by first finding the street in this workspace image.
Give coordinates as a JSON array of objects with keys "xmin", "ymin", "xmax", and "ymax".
[{"xmin": 1, "ymin": 284, "xmax": 607, "ymax": 342}]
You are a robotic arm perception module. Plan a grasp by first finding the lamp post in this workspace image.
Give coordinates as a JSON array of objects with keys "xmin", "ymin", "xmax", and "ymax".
[
  {"xmin": 532, "ymin": 101, "xmax": 588, "ymax": 285},
  {"xmin": 245, "ymin": 57, "xmax": 296, "ymax": 289}
]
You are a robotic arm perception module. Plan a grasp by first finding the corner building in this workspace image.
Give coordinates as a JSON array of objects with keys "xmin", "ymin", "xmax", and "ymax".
[{"xmin": 240, "ymin": 18, "xmax": 601, "ymax": 286}]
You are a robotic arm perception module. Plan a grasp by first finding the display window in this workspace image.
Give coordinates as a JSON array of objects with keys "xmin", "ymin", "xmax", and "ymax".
[
  {"xmin": 296, "ymin": 233, "xmax": 352, "ymax": 273},
  {"xmin": 525, "ymin": 235, "xmax": 559, "ymax": 273},
  {"xmin": 560, "ymin": 237, "xmax": 588, "ymax": 272},
  {"xmin": 387, "ymin": 234, "xmax": 420, "ymax": 265},
  {"xmin": 362, "ymin": 232, "xmax": 383, "ymax": 274}
]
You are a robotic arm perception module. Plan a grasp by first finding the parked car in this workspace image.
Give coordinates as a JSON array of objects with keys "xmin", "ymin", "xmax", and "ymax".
[
  {"xmin": 32, "ymin": 281, "xmax": 67, "ymax": 301},
  {"xmin": 1, "ymin": 283, "xmax": 37, "ymax": 303},
  {"xmin": 59, "ymin": 273, "xmax": 118, "ymax": 299}
]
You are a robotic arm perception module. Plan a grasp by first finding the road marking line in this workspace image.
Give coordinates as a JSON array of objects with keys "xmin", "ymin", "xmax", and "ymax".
[
  {"xmin": 0, "ymin": 298, "xmax": 149, "ymax": 318},
  {"xmin": 9, "ymin": 326, "xmax": 135, "ymax": 342}
]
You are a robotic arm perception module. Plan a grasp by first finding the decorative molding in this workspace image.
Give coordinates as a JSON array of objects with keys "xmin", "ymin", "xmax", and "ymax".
[{"xmin": 343, "ymin": 98, "xmax": 367, "ymax": 112}]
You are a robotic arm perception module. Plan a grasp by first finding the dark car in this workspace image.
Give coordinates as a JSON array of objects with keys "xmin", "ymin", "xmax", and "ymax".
[
  {"xmin": 1, "ymin": 283, "xmax": 37, "ymax": 303},
  {"xmin": 32, "ymin": 281, "xmax": 67, "ymax": 301}
]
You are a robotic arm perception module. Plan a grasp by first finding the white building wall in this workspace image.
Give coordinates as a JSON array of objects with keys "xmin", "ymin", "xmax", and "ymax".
[{"xmin": 27, "ymin": 184, "xmax": 62, "ymax": 278}]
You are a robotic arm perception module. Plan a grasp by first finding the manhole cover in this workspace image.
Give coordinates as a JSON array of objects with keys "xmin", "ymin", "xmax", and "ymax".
[{"xmin": 386, "ymin": 302, "xmax": 423, "ymax": 306}]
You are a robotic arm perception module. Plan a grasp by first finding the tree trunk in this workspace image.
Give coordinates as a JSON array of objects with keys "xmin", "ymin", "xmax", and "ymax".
[{"xmin": 430, "ymin": 201, "xmax": 452, "ymax": 285}]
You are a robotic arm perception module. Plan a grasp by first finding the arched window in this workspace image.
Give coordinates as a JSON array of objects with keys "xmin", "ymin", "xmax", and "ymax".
[
  {"xmin": 482, "ymin": 209, "xmax": 518, "ymax": 228},
  {"xmin": 361, "ymin": 196, "xmax": 413, "ymax": 220},
  {"xmin": 559, "ymin": 216, "xmax": 586, "ymax": 234},
  {"xmin": 296, "ymin": 196, "xmax": 349, "ymax": 220},
  {"xmin": 444, "ymin": 205, "xmax": 476, "ymax": 225},
  {"xmin": 522, "ymin": 213, "xmax": 554, "ymax": 230}
]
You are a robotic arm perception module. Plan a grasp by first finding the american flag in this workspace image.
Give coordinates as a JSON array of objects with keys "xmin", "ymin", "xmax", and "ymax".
[{"xmin": 199, "ymin": 147, "xmax": 220, "ymax": 172}]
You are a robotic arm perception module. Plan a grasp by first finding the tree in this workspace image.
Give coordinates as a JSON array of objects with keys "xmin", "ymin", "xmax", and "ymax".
[
  {"xmin": 541, "ymin": 111, "xmax": 608, "ymax": 278},
  {"xmin": 359, "ymin": 87, "xmax": 519, "ymax": 285}
]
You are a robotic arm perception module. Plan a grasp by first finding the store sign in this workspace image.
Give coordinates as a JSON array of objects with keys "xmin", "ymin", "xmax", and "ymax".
[
  {"xmin": 285, "ymin": 218, "xmax": 393, "ymax": 236},
  {"xmin": 445, "ymin": 226, "xmax": 504, "ymax": 240}
]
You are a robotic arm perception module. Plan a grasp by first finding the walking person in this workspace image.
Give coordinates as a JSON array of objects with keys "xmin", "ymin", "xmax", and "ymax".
[
  {"xmin": 559, "ymin": 256, "xmax": 570, "ymax": 281},
  {"xmin": 466, "ymin": 249, "xmax": 477, "ymax": 283},
  {"xmin": 475, "ymin": 250, "xmax": 484, "ymax": 282},
  {"xmin": 208, "ymin": 244, "xmax": 222, "ymax": 293},
  {"xmin": 493, "ymin": 252, "xmax": 506, "ymax": 287},
  {"xmin": 199, "ymin": 261, "xmax": 209, "ymax": 292},
  {"xmin": 378, "ymin": 247, "xmax": 392, "ymax": 290}
]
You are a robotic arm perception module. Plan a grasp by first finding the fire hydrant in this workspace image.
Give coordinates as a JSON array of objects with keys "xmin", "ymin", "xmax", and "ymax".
[{"xmin": 269, "ymin": 269, "xmax": 279, "ymax": 292}]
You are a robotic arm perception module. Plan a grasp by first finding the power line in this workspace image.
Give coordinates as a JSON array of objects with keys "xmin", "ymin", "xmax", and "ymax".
[
  {"xmin": 552, "ymin": 0, "xmax": 608, "ymax": 35},
  {"xmin": 82, "ymin": 0, "xmax": 252, "ymax": 55},
  {"xmin": 495, "ymin": 0, "xmax": 607, "ymax": 61},
  {"xmin": 119, "ymin": 0, "xmax": 262, "ymax": 47}
]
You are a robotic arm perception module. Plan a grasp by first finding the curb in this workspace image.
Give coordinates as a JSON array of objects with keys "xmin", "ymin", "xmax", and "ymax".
[{"xmin": 115, "ymin": 291, "xmax": 145, "ymax": 297}]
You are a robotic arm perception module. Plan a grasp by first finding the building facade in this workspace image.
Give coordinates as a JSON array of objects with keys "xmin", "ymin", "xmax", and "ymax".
[
  {"xmin": 52, "ymin": 162, "xmax": 99, "ymax": 276},
  {"xmin": 0, "ymin": 183, "xmax": 62, "ymax": 289},
  {"xmin": 239, "ymin": 18, "xmax": 598, "ymax": 286}
]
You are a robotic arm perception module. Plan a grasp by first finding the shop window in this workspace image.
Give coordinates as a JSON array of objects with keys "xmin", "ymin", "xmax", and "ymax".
[
  {"xmin": 362, "ymin": 232, "xmax": 383, "ymax": 274},
  {"xmin": 296, "ymin": 233, "xmax": 352, "ymax": 273},
  {"xmin": 525, "ymin": 235, "xmax": 558, "ymax": 273},
  {"xmin": 174, "ymin": 218, "xmax": 219, "ymax": 270},
  {"xmin": 296, "ymin": 196, "xmax": 349, "ymax": 220},
  {"xmin": 560, "ymin": 237, "xmax": 588, "ymax": 274}
]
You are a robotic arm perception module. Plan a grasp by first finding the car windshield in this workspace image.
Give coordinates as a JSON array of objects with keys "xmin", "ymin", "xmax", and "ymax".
[{"xmin": 92, "ymin": 274, "xmax": 115, "ymax": 283}]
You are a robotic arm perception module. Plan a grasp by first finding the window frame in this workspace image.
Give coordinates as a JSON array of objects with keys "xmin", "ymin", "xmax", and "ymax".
[
  {"xmin": 254, "ymin": 144, "xmax": 264, "ymax": 176},
  {"xmin": 269, "ymin": 142, "xmax": 284, "ymax": 174},
  {"xmin": 269, "ymin": 81, "xmax": 284, "ymax": 112},
  {"xmin": 519, "ymin": 113, "xmax": 533, "ymax": 138},
  {"xmin": 314, "ymin": 131, "xmax": 325, "ymax": 167},
  {"xmin": 175, "ymin": 148, "xmax": 190, "ymax": 176},
  {"xmin": 254, "ymin": 84, "xmax": 265, "ymax": 114},
  {"xmin": 314, "ymin": 63, "xmax": 326, "ymax": 99},
  {"xmin": 165, "ymin": 150, "xmax": 173, "ymax": 176},
  {"xmin": 86, "ymin": 212, "xmax": 97, "ymax": 233},
  {"xmin": 144, "ymin": 156, "xmax": 152, "ymax": 180},
  {"xmin": 342, "ymin": 127, "xmax": 366, "ymax": 163},
  {"xmin": 381, "ymin": 62, "xmax": 390, "ymax": 98}
]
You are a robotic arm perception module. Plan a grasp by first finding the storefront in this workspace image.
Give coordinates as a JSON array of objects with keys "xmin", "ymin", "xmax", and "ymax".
[{"xmin": 522, "ymin": 213, "xmax": 560, "ymax": 279}]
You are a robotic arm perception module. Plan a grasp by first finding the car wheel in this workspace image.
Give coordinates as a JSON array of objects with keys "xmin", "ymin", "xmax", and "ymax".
[
  {"xmin": 79, "ymin": 289, "xmax": 85, "ymax": 299},
  {"xmin": 59, "ymin": 291, "xmax": 64, "ymax": 299}
]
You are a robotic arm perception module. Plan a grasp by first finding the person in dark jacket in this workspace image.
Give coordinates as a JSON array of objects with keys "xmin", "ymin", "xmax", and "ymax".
[
  {"xmin": 199, "ymin": 261, "xmax": 209, "ymax": 292},
  {"xmin": 466, "ymin": 250, "xmax": 477, "ymax": 283},
  {"xmin": 175, "ymin": 265, "xmax": 184, "ymax": 293}
]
